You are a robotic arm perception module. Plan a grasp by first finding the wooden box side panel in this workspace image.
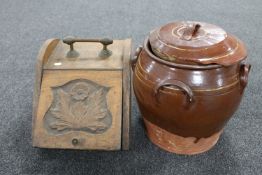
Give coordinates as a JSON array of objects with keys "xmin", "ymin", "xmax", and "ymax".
[
  {"xmin": 32, "ymin": 39, "xmax": 59, "ymax": 142},
  {"xmin": 121, "ymin": 39, "xmax": 132, "ymax": 150}
]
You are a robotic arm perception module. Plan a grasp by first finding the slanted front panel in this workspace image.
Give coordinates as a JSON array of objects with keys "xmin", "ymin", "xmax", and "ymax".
[{"xmin": 33, "ymin": 70, "xmax": 122, "ymax": 150}]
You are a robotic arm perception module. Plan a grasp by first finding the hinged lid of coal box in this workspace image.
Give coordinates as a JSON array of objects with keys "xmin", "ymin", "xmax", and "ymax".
[
  {"xmin": 149, "ymin": 21, "xmax": 247, "ymax": 66},
  {"xmin": 32, "ymin": 37, "xmax": 132, "ymax": 150}
]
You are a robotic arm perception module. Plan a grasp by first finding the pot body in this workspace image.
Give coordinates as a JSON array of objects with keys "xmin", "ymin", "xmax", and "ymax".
[{"xmin": 132, "ymin": 39, "xmax": 250, "ymax": 154}]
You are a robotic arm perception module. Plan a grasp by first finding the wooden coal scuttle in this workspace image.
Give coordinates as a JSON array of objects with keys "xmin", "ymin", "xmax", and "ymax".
[{"xmin": 32, "ymin": 37, "xmax": 131, "ymax": 150}]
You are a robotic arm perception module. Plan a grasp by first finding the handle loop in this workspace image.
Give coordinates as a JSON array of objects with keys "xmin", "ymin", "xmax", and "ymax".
[
  {"xmin": 240, "ymin": 63, "xmax": 251, "ymax": 89},
  {"xmin": 154, "ymin": 79, "xmax": 194, "ymax": 104},
  {"xmin": 131, "ymin": 45, "xmax": 142, "ymax": 71}
]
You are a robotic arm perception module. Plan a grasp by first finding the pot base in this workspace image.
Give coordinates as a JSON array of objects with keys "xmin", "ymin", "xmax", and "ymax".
[{"xmin": 143, "ymin": 118, "xmax": 222, "ymax": 155}]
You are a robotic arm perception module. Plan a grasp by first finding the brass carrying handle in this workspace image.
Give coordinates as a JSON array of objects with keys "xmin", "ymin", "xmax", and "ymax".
[
  {"xmin": 63, "ymin": 36, "xmax": 113, "ymax": 58},
  {"xmin": 154, "ymin": 79, "xmax": 194, "ymax": 104}
]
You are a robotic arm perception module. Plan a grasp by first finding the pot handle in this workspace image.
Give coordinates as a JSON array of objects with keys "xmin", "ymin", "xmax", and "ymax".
[
  {"xmin": 240, "ymin": 63, "xmax": 251, "ymax": 88},
  {"xmin": 131, "ymin": 45, "xmax": 142, "ymax": 71},
  {"xmin": 154, "ymin": 79, "xmax": 194, "ymax": 103}
]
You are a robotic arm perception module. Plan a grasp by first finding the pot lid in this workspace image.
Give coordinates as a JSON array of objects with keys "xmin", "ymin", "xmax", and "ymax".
[{"xmin": 149, "ymin": 21, "xmax": 247, "ymax": 66}]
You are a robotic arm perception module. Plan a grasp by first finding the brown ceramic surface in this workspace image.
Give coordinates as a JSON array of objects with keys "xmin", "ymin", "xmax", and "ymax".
[
  {"xmin": 133, "ymin": 38, "xmax": 250, "ymax": 138},
  {"xmin": 149, "ymin": 21, "xmax": 247, "ymax": 66},
  {"xmin": 144, "ymin": 118, "xmax": 222, "ymax": 155},
  {"xmin": 132, "ymin": 23, "xmax": 251, "ymax": 154}
]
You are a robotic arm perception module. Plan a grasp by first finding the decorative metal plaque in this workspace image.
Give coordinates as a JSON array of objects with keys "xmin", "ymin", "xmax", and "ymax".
[{"xmin": 43, "ymin": 79, "xmax": 112, "ymax": 135}]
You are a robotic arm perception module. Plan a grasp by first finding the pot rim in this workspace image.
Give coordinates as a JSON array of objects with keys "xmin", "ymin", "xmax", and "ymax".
[{"xmin": 143, "ymin": 37, "xmax": 223, "ymax": 70}]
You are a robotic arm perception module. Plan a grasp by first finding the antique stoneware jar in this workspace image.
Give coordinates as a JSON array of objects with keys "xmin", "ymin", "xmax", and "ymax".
[{"xmin": 132, "ymin": 21, "xmax": 251, "ymax": 155}]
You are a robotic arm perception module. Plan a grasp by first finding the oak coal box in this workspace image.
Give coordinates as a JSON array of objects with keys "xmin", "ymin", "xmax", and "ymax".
[{"xmin": 32, "ymin": 37, "xmax": 131, "ymax": 150}]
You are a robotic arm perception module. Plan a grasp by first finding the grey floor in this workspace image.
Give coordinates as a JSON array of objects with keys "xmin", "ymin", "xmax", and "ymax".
[{"xmin": 0, "ymin": 0, "xmax": 262, "ymax": 174}]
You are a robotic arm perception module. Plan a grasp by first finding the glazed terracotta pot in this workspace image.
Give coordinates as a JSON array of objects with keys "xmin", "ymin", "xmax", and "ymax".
[{"xmin": 132, "ymin": 21, "xmax": 251, "ymax": 155}]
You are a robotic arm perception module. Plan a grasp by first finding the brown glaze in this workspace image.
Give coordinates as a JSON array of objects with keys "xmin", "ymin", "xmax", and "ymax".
[
  {"xmin": 132, "ymin": 26, "xmax": 251, "ymax": 154},
  {"xmin": 149, "ymin": 21, "xmax": 247, "ymax": 66},
  {"xmin": 144, "ymin": 118, "xmax": 223, "ymax": 155},
  {"xmin": 180, "ymin": 23, "xmax": 201, "ymax": 40}
]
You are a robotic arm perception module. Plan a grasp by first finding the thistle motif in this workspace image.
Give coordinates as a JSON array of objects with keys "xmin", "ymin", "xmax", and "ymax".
[{"xmin": 43, "ymin": 79, "xmax": 112, "ymax": 135}]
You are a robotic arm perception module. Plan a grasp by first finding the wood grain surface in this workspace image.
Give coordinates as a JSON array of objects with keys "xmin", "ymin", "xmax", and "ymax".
[
  {"xmin": 32, "ymin": 38, "xmax": 132, "ymax": 150},
  {"xmin": 33, "ymin": 70, "xmax": 122, "ymax": 150}
]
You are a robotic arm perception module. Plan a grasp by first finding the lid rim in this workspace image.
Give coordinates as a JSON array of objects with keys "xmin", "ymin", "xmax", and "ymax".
[
  {"xmin": 149, "ymin": 21, "xmax": 247, "ymax": 66},
  {"xmin": 143, "ymin": 37, "xmax": 224, "ymax": 70}
]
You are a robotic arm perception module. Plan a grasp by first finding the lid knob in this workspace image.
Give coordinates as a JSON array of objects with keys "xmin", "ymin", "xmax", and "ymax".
[{"xmin": 180, "ymin": 24, "xmax": 201, "ymax": 41}]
